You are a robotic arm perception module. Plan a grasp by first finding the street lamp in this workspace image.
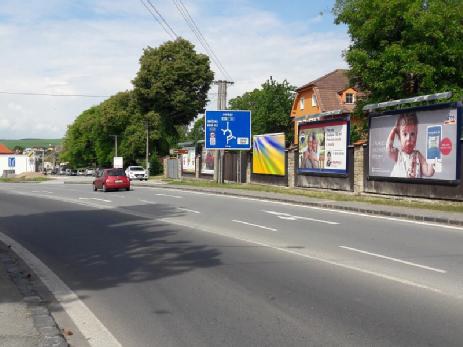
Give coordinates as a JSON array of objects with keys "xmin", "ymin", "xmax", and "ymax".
[
  {"xmin": 109, "ymin": 135, "xmax": 119, "ymax": 157},
  {"xmin": 144, "ymin": 121, "xmax": 150, "ymax": 173}
]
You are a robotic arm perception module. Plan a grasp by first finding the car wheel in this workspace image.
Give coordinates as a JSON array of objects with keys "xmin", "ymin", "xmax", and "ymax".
[
  {"xmin": 126, "ymin": 187, "xmax": 130, "ymax": 191},
  {"xmin": 93, "ymin": 183, "xmax": 97, "ymax": 191},
  {"xmin": 103, "ymin": 184, "xmax": 108, "ymax": 192}
]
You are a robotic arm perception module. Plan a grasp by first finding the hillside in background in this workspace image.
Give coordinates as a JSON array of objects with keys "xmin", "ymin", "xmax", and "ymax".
[{"xmin": 0, "ymin": 139, "xmax": 62, "ymax": 149}]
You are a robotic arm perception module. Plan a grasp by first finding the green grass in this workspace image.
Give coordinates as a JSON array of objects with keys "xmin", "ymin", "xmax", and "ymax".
[
  {"xmin": 164, "ymin": 178, "xmax": 463, "ymax": 213},
  {"xmin": 0, "ymin": 139, "xmax": 62, "ymax": 149}
]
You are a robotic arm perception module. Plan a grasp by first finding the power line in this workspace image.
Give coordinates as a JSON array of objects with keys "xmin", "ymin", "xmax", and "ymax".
[
  {"xmin": 172, "ymin": 0, "xmax": 232, "ymax": 81},
  {"xmin": 140, "ymin": 0, "xmax": 177, "ymax": 40},
  {"xmin": 0, "ymin": 91, "xmax": 110, "ymax": 98}
]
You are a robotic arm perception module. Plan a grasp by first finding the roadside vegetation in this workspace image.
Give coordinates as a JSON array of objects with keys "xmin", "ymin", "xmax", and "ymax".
[{"xmin": 161, "ymin": 178, "xmax": 463, "ymax": 213}]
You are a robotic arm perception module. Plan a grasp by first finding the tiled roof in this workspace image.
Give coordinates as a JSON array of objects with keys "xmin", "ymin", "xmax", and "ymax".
[
  {"xmin": 296, "ymin": 69, "xmax": 353, "ymax": 112},
  {"xmin": 0, "ymin": 144, "xmax": 14, "ymax": 154}
]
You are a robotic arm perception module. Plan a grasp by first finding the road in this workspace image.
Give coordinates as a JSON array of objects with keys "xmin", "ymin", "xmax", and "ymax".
[{"xmin": 0, "ymin": 181, "xmax": 463, "ymax": 346}]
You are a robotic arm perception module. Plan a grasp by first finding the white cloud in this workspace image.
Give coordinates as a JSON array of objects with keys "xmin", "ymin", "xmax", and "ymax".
[{"xmin": 0, "ymin": 0, "xmax": 348, "ymax": 139}]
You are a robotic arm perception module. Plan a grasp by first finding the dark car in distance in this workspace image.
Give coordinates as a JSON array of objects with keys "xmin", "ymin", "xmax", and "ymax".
[{"xmin": 93, "ymin": 168, "xmax": 130, "ymax": 192}]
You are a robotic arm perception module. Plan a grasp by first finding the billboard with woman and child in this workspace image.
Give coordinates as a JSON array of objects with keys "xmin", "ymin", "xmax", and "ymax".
[
  {"xmin": 368, "ymin": 103, "xmax": 461, "ymax": 183},
  {"xmin": 252, "ymin": 133, "xmax": 285, "ymax": 176},
  {"xmin": 298, "ymin": 119, "xmax": 349, "ymax": 174}
]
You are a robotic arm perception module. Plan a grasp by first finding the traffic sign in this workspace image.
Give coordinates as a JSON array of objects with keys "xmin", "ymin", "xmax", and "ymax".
[
  {"xmin": 8, "ymin": 157, "xmax": 15, "ymax": 168},
  {"xmin": 205, "ymin": 110, "xmax": 251, "ymax": 150}
]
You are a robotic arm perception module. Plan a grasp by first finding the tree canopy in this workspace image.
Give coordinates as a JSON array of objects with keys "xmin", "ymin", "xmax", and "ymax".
[
  {"xmin": 228, "ymin": 79, "xmax": 295, "ymax": 145},
  {"xmin": 333, "ymin": 0, "xmax": 463, "ymax": 103},
  {"xmin": 61, "ymin": 38, "xmax": 214, "ymax": 168}
]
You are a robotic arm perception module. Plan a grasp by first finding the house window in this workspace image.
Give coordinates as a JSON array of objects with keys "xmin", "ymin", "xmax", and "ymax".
[
  {"xmin": 345, "ymin": 93, "xmax": 355, "ymax": 104},
  {"xmin": 311, "ymin": 94, "xmax": 318, "ymax": 107},
  {"xmin": 299, "ymin": 97, "xmax": 305, "ymax": 110}
]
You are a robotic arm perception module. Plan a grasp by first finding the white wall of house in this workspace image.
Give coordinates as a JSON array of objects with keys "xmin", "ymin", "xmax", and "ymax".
[{"xmin": 0, "ymin": 155, "xmax": 36, "ymax": 175}]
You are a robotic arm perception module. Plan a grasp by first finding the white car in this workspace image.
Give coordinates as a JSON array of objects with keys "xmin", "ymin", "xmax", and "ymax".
[{"xmin": 125, "ymin": 166, "xmax": 148, "ymax": 181}]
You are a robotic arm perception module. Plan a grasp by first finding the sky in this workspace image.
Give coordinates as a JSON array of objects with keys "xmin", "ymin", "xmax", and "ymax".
[{"xmin": 0, "ymin": 0, "xmax": 350, "ymax": 139}]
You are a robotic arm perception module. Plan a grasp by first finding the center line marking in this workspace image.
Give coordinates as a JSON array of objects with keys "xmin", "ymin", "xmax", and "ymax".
[
  {"xmin": 178, "ymin": 208, "xmax": 200, "ymax": 214},
  {"xmin": 140, "ymin": 199, "xmax": 157, "ymax": 204},
  {"xmin": 263, "ymin": 210, "xmax": 339, "ymax": 225},
  {"xmin": 79, "ymin": 197, "xmax": 112, "ymax": 203},
  {"xmin": 155, "ymin": 193, "xmax": 182, "ymax": 199},
  {"xmin": 232, "ymin": 219, "xmax": 277, "ymax": 232},
  {"xmin": 339, "ymin": 246, "xmax": 447, "ymax": 273}
]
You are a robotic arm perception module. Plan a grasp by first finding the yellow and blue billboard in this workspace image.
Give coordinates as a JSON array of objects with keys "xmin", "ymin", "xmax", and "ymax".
[{"xmin": 252, "ymin": 133, "xmax": 285, "ymax": 176}]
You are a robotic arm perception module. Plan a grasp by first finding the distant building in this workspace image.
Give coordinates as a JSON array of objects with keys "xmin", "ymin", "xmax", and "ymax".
[
  {"xmin": 290, "ymin": 69, "xmax": 363, "ymax": 144},
  {"xmin": 0, "ymin": 143, "xmax": 36, "ymax": 176}
]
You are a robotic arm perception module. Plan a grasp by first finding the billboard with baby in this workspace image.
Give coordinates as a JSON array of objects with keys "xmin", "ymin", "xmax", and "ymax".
[
  {"xmin": 368, "ymin": 103, "xmax": 461, "ymax": 182},
  {"xmin": 298, "ymin": 119, "xmax": 349, "ymax": 174}
]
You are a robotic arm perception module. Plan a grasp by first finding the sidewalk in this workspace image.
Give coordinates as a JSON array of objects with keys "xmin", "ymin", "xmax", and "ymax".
[
  {"xmin": 134, "ymin": 181, "xmax": 463, "ymax": 227},
  {"xmin": 0, "ymin": 243, "xmax": 67, "ymax": 347}
]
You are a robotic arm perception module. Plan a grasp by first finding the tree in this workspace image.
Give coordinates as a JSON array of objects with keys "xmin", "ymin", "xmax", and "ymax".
[
  {"xmin": 333, "ymin": 0, "xmax": 463, "ymax": 103},
  {"xmin": 132, "ymin": 38, "xmax": 214, "ymax": 141},
  {"xmin": 228, "ymin": 79, "xmax": 295, "ymax": 145},
  {"xmin": 186, "ymin": 116, "xmax": 205, "ymax": 142}
]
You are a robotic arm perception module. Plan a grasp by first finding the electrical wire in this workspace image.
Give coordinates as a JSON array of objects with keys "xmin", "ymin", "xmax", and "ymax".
[
  {"xmin": 0, "ymin": 91, "xmax": 110, "ymax": 97},
  {"xmin": 172, "ymin": 0, "xmax": 233, "ymax": 81},
  {"xmin": 140, "ymin": 0, "xmax": 177, "ymax": 40}
]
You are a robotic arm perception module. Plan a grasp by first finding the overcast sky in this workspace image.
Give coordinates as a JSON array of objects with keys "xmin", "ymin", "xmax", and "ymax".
[{"xmin": 0, "ymin": 0, "xmax": 349, "ymax": 139}]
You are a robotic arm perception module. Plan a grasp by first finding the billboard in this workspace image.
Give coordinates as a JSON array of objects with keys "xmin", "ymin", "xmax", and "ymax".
[
  {"xmin": 253, "ymin": 133, "xmax": 285, "ymax": 176},
  {"xmin": 181, "ymin": 147, "xmax": 196, "ymax": 173},
  {"xmin": 368, "ymin": 103, "xmax": 460, "ymax": 182},
  {"xmin": 205, "ymin": 110, "xmax": 251, "ymax": 150},
  {"xmin": 298, "ymin": 119, "xmax": 349, "ymax": 174},
  {"xmin": 201, "ymin": 148, "xmax": 215, "ymax": 175}
]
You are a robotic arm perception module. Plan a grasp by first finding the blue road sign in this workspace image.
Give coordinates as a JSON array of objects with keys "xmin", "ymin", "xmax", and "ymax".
[
  {"xmin": 205, "ymin": 110, "xmax": 251, "ymax": 150},
  {"xmin": 8, "ymin": 157, "xmax": 15, "ymax": 167}
]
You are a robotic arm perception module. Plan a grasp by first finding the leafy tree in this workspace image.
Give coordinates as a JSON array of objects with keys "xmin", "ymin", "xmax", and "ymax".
[
  {"xmin": 228, "ymin": 79, "xmax": 295, "ymax": 145},
  {"xmin": 333, "ymin": 0, "xmax": 463, "ymax": 103},
  {"xmin": 132, "ymin": 38, "xmax": 214, "ymax": 140},
  {"xmin": 186, "ymin": 116, "xmax": 205, "ymax": 142}
]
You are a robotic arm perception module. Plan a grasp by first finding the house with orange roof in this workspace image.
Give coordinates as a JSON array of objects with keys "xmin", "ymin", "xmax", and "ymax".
[
  {"xmin": 290, "ymin": 69, "xmax": 362, "ymax": 144},
  {"xmin": 0, "ymin": 143, "xmax": 36, "ymax": 176}
]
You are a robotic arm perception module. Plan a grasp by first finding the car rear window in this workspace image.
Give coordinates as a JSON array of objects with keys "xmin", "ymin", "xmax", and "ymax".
[
  {"xmin": 108, "ymin": 168, "xmax": 126, "ymax": 176},
  {"xmin": 130, "ymin": 167, "xmax": 144, "ymax": 171}
]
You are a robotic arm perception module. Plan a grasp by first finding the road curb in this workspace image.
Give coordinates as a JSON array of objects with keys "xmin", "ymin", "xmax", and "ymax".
[{"xmin": 143, "ymin": 185, "xmax": 463, "ymax": 227}]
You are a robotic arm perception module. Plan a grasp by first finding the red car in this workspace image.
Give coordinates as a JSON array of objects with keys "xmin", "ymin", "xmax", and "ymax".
[{"xmin": 93, "ymin": 168, "xmax": 130, "ymax": 192}]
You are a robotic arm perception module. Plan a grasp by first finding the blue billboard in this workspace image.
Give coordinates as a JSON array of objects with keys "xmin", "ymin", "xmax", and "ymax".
[{"xmin": 205, "ymin": 110, "xmax": 251, "ymax": 150}]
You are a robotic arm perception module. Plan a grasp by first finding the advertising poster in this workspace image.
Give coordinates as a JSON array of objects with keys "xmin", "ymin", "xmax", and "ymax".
[
  {"xmin": 298, "ymin": 120, "xmax": 348, "ymax": 174},
  {"xmin": 368, "ymin": 105, "xmax": 459, "ymax": 181},
  {"xmin": 201, "ymin": 148, "xmax": 215, "ymax": 175},
  {"xmin": 252, "ymin": 133, "xmax": 285, "ymax": 176},
  {"xmin": 181, "ymin": 147, "xmax": 196, "ymax": 173}
]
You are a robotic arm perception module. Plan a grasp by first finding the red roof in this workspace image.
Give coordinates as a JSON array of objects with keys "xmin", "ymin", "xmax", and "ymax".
[{"xmin": 0, "ymin": 144, "xmax": 14, "ymax": 154}]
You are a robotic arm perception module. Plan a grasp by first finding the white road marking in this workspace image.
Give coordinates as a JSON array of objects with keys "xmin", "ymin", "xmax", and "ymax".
[
  {"xmin": 139, "ymin": 187, "xmax": 463, "ymax": 231},
  {"xmin": 162, "ymin": 218, "xmax": 450, "ymax": 298},
  {"xmin": 140, "ymin": 199, "xmax": 157, "ymax": 204},
  {"xmin": 32, "ymin": 190, "xmax": 53, "ymax": 194},
  {"xmin": 232, "ymin": 219, "xmax": 277, "ymax": 232},
  {"xmin": 263, "ymin": 210, "xmax": 339, "ymax": 225},
  {"xmin": 155, "ymin": 193, "xmax": 182, "ymax": 199},
  {"xmin": 0, "ymin": 232, "xmax": 122, "ymax": 347},
  {"xmin": 178, "ymin": 207, "xmax": 200, "ymax": 214},
  {"xmin": 79, "ymin": 197, "xmax": 112, "ymax": 203},
  {"xmin": 339, "ymin": 246, "xmax": 447, "ymax": 274}
]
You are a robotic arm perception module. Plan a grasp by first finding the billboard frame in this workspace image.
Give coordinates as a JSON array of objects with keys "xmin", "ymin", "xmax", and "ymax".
[
  {"xmin": 367, "ymin": 101, "xmax": 462, "ymax": 185},
  {"xmin": 297, "ymin": 116, "xmax": 350, "ymax": 177},
  {"xmin": 252, "ymin": 132, "xmax": 286, "ymax": 176}
]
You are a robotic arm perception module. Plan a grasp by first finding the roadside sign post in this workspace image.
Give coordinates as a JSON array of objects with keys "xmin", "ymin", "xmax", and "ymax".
[{"xmin": 113, "ymin": 157, "xmax": 123, "ymax": 169}]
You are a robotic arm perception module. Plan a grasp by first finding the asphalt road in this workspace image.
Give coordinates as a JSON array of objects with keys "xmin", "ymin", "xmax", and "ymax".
[{"xmin": 0, "ymin": 181, "xmax": 463, "ymax": 346}]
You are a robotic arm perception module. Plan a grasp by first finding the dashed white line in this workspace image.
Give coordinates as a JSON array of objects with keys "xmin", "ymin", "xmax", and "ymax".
[
  {"xmin": 232, "ymin": 219, "xmax": 277, "ymax": 232},
  {"xmin": 263, "ymin": 210, "xmax": 339, "ymax": 225},
  {"xmin": 178, "ymin": 208, "xmax": 200, "ymax": 214},
  {"xmin": 79, "ymin": 197, "xmax": 112, "ymax": 203},
  {"xmin": 339, "ymin": 246, "xmax": 447, "ymax": 274},
  {"xmin": 140, "ymin": 199, "xmax": 157, "ymax": 204},
  {"xmin": 155, "ymin": 193, "xmax": 182, "ymax": 199}
]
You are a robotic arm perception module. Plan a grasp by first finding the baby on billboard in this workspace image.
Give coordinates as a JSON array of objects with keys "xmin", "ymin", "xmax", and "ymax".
[{"xmin": 386, "ymin": 113, "xmax": 435, "ymax": 178}]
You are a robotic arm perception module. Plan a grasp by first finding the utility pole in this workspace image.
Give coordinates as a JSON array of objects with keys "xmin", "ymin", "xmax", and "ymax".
[
  {"xmin": 109, "ymin": 135, "xmax": 118, "ymax": 157},
  {"xmin": 214, "ymin": 80, "xmax": 234, "ymax": 183},
  {"xmin": 144, "ymin": 121, "xmax": 150, "ymax": 173}
]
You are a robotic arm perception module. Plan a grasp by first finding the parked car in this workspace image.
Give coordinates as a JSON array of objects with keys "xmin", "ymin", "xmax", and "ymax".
[
  {"xmin": 85, "ymin": 168, "xmax": 95, "ymax": 176},
  {"xmin": 93, "ymin": 168, "xmax": 130, "ymax": 192},
  {"xmin": 125, "ymin": 166, "xmax": 148, "ymax": 181},
  {"xmin": 77, "ymin": 168, "xmax": 86, "ymax": 176}
]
